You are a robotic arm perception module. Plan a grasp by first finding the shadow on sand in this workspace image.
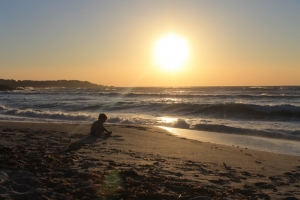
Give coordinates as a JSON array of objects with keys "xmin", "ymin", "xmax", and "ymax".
[{"xmin": 66, "ymin": 135, "xmax": 109, "ymax": 152}]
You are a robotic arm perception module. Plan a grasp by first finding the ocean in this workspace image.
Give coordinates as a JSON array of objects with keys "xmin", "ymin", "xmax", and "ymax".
[{"xmin": 1, "ymin": 86, "xmax": 300, "ymax": 155}]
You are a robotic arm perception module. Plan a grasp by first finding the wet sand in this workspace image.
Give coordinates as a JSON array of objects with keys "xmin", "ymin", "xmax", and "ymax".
[{"xmin": 0, "ymin": 121, "xmax": 299, "ymax": 199}]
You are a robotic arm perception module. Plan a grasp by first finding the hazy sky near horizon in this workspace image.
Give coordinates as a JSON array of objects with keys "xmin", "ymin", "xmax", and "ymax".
[{"xmin": 1, "ymin": 1, "xmax": 300, "ymax": 87}]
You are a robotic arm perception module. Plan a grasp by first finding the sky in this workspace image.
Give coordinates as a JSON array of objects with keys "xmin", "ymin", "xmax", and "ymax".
[{"xmin": 1, "ymin": 1, "xmax": 300, "ymax": 87}]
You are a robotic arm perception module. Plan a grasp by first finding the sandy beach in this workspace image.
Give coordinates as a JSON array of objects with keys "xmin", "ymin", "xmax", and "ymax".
[{"xmin": 0, "ymin": 121, "xmax": 299, "ymax": 200}]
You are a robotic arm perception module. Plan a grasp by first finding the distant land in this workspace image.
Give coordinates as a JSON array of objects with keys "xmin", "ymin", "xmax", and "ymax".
[{"xmin": 0, "ymin": 79, "xmax": 110, "ymax": 91}]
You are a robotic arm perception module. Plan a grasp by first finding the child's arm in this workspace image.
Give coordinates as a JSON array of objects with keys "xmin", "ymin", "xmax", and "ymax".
[
  {"xmin": 102, "ymin": 124, "xmax": 112, "ymax": 134},
  {"xmin": 105, "ymin": 128, "xmax": 112, "ymax": 134}
]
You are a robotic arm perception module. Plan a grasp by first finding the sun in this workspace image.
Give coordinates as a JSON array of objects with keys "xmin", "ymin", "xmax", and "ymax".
[{"xmin": 154, "ymin": 33, "xmax": 189, "ymax": 71}]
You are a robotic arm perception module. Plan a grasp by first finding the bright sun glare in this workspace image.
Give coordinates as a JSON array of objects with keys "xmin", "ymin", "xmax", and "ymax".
[{"xmin": 154, "ymin": 33, "xmax": 189, "ymax": 71}]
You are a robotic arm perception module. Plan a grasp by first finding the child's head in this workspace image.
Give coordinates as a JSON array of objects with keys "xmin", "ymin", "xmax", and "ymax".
[{"xmin": 98, "ymin": 113, "xmax": 107, "ymax": 123}]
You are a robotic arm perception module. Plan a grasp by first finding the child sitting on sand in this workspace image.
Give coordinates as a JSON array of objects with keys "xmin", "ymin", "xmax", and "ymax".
[{"xmin": 91, "ymin": 113, "xmax": 112, "ymax": 136}]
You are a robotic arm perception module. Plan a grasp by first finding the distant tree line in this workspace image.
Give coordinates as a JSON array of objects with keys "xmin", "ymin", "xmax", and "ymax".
[{"xmin": 0, "ymin": 79, "xmax": 108, "ymax": 90}]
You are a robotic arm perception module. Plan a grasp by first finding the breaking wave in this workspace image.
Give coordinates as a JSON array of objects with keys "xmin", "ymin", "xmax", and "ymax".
[
  {"xmin": 187, "ymin": 103, "xmax": 300, "ymax": 120},
  {"xmin": 97, "ymin": 92, "xmax": 300, "ymax": 99},
  {"xmin": 0, "ymin": 106, "xmax": 95, "ymax": 122},
  {"xmin": 77, "ymin": 102, "xmax": 300, "ymax": 120},
  {"xmin": 191, "ymin": 123, "xmax": 300, "ymax": 140},
  {"xmin": 1, "ymin": 105, "xmax": 299, "ymax": 141},
  {"xmin": 164, "ymin": 118, "xmax": 300, "ymax": 140}
]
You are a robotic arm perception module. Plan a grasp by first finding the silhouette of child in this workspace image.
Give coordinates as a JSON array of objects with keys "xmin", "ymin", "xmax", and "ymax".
[{"xmin": 91, "ymin": 113, "xmax": 112, "ymax": 136}]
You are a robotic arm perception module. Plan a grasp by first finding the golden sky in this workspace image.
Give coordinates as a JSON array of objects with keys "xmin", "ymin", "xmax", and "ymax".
[{"xmin": 1, "ymin": 1, "xmax": 300, "ymax": 86}]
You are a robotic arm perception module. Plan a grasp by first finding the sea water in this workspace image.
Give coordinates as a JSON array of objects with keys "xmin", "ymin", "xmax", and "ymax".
[
  {"xmin": 0, "ymin": 86, "xmax": 299, "ymax": 155},
  {"xmin": 159, "ymin": 127, "xmax": 300, "ymax": 156}
]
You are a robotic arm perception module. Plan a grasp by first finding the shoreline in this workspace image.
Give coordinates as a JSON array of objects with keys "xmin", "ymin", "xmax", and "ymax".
[
  {"xmin": 0, "ymin": 121, "xmax": 300, "ymax": 199},
  {"xmin": 159, "ymin": 126, "xmax": 300, "ymax": 156},
  {"xmin": 2, "ymin": 117, "xmax": 299, "ymax": 156}
]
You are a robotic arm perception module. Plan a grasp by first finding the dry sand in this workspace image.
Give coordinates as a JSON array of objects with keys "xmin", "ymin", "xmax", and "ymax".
[{"xmin": 0, "ymin": 121, "xmax": 299, "ymax": 200}]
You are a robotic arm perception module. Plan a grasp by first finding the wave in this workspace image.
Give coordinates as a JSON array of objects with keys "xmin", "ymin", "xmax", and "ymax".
[
  {"xmin": 97, "ymin": 92, "xmax": 300, "ymax": 99},
  {"xmin": 158, "ymin": 118, "xmax": 300, "ymax": 140},
  {"xmin": 0, "ymin": 106, "xmax": 155, "ymax": 124},
  {"xmin": 0, "ymin": 106, "xmax": 6, "ymax": 111},
  {"xmin": 79, "ymin": 102, "xmax": 144, "ymax": 112},
  {"xmin": 246, "ymin": 86, "xmax": 300, "ymax": 91},
  {"xmin": 157, "ymin": 103, "xmax": 300, "ymax": 120},
  {"xmin": 0, "ymin": 106, "xmax": 95, "ymax": 122},
  {"xmin": 191, "ymin": 123, "xmax": 300, "ymax": 141},
  {"xmin": 3, "ymin": 87, "xmax": 300, "ymax": 100},
  {"xmin": 192, "ymin": 103, "xmax": 300, "ymax": 119},
  {"xmin": 4, "ymin": 99, "xmax": 300, "ymax": 121},
  {"xmin": 163, "ymin": 118, "xmax": 300, "ymax": 140},
  {"xmin": 1, "ymin": 105, "xmax": 299, "ymax": 141},
  {"xmin": 76, "ymin": 102, "xmax": 300, "ymax": 120},
  {"xmin": 172, "ymin": 118, "xmax": 190, "ymax": 129},
  {"xmin": 107, "ymin": 116, "xmax": 152, "ymax": 125}
]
